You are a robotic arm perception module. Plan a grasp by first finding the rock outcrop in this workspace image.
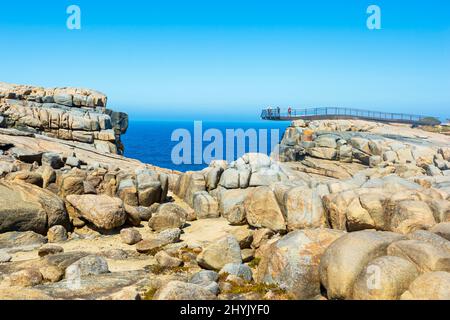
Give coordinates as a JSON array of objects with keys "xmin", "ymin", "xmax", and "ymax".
[{"xmin": 0, "ymin": 82, "xmax": 128, "ymax": 154}]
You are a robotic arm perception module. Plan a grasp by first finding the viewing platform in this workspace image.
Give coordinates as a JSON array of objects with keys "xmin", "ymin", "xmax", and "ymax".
[{"xmin": 261, "ymin": 107, "xmax": 439, "ymax": 125}]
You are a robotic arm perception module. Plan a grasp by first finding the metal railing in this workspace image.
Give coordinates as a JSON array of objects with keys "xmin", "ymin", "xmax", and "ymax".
[{"xmin": 261, "ymin": 107, "xmax": 436, "ymax": 125}]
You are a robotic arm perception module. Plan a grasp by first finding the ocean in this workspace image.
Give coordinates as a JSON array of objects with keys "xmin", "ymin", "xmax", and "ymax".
[{"xmin": 122, "ymin": 120, "xmax": 290, "ymax": 172}]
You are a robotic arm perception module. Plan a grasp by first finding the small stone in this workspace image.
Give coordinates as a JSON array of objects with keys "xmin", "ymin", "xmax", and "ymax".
[
  {"xmin": 47, "ymin": 225, "xmax": 68, "ymax": 243},
  {"xmin": 156, "ymin": 228, "xmax": 181, "ymax": 245},
  {"xmin": 101, "ymin": 249, "xmax": 128, "ymax": 260},
  {"xmin": 67, "ymin": 255, "xmax": 109, "ymax": 276},
  {"xmin": 219, "ymin": 263, "xmax": 253, "ymax": 281},
  {"xmin": 148, "ymin": 203, "xmax": 187, "ymax": 231},
  {"xmin": 139, "ymin": 205, "xmax": 157, "ymax": 221},
  {"xmin": 225, "ymin": 274, "xmax": 246, "ymax": 286},
  {"xmin": 135, "ymin": 238, "xmax": 165, "ymax": 254},
  {"xmin": 155, "ymin": 251, "xmax": 183, "ymax": 267},
  {"xmin": 9, "ymin": 269, "xmax": 43, "ymax": 287},
  {"xmin": 196, "ymin": 235, "xmax": 242, "ymax": 270},
  {"xmin": 38, "ymin": 244, "xmax": 64, "ymax": 257},
  {"xmin": 190, "ymin": 270, "xmax": 219, "ymax": 285},
  {"xmin": 39, "ymin": 265, "xmax": 64, "ymax": 283},
  {"xmin": 120, "ymin": 228, "xmax": 142, "ymax": 245}
]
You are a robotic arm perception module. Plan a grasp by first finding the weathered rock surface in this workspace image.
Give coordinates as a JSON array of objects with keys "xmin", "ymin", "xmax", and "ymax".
[
  {"xmin": 120, "ymin": 228, "xmax": 142, "ymax": 245},
  {"xmin": 153, "ymin": 281, "xmax": 217, "ymax": 300},
  {"xmin": 47, "ymin": 225, "xmax": 68, "ymax": 243},
  {"xmin": 148, "ymin": 203, "xmax": 187, "ymax": 231},
  {"xmin": 67, "ymin": 255, "xmax": 110, "ymax": 277},
  {"xmin": 256, "ymin": 229, "xmax": 344, "ymax": 299},
  {"xmin": 193, "ymin": 191, "xmax": 219, "ymax": 219},
  {"xmin": 66, "ymin": 194, "xmax": 126, "ymax": 230},
  {"xmin": 387, "ymin": 240, "xmax": 450, "ymax": 273},
  {"xmin": 319, "ymin": 230, "xmax": 405, "ymax": 299},
  {"xmin": 352, "ymin": 256, "xmax": 419, "ymax": 300},
  {"xmin": 0, "ymin": 82, "xmax": 128, "ymax": 154},
  {"xmin": 244, "ymin": 186, "xmax": 286, "ymax": 232},
  {"xmin": 0, "ymin": 181, "xmax": 69, "ymax": 234},
  {"xmin": 197, "ymin": 235, "xmax": 242, "ymax": 270},
  {"xmin": 400, "ymin": 271, "xmax": 450, "ymax": 300}
]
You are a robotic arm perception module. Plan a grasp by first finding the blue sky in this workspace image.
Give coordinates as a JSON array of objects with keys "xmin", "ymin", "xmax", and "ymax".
[{"xmin": 0, "ymin": 0, "xmax": 449, "ymax": 121}]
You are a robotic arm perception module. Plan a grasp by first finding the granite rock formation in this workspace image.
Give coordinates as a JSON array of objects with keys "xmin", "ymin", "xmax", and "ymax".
[{"xmin": 0, "ymin": 82, "xmax": 128, "ymax": 154}]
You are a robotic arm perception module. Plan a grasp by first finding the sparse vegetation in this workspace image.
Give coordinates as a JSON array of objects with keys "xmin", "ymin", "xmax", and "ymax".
[
  {"xmin": 142, "ymin": 287, "xmax": 158, "ymax": 300},
  {"xmin": 146, "ymin": 264, "xmax": 191, "ymax": 275},
  {"xmin": 222, "ymin": 279, "xmax": 291, "ymax": 299},
  {"xmin": 248, "ymin": 257, "xmax": 261, "ymax": 268},
  {"xmin": 420, "ymin": 117, "xmax": 441, "ymax": 126},
  {"xmin": 420, "ymin": 124, "xmax": 450, "ymax": 135}
]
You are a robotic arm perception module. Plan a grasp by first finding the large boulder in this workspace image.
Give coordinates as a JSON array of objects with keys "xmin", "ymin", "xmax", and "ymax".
[
  {"xmin": 196, "ymin": 235, "xmax": 242, "ymax": 270},
  {"xmin": 352, "ymin": 256, "xmax": 419, "ymax": 300},
  {"xmin": 407, "ymin": 230, "xmax": 450, "ymax": 253},
  {"xmin": 323, "ymin": 184, "xmax": 438, "ymax": 234},
  {"xmin": 430, "ymin": 222, "xmax": 450, "ymax": 241},
  {"xmin": 217, "ymin": 188, "xmax": 253, "ymax": 225},
  {"xmin": 388, "ymin": 200, "xmax": 436, "ymax": 234},
  {"xmin": 244, "ymin": 186, "xmax": 286, "ymax": 232},
  {"xmin": 0, "ymin": 231, "xmax": 47, "ymax": 252},
  {"xmin": 256, "ymin": 229, "xmax": 344, "ymax": 299},
  {"xmin": 400, "ymin": 271, "xmax": 450, "ymax": 300},
  {"xmin": 319, "ymin": 230, "xmax": 405, "ymax": 299},
  {"xmin": 148, "ymin": 203, "xmax": 187, "ymax": 231},
  {"xmin": 219, "ymin": 168, "xmax": 241, "ymax": 189},
  {"xmin": 323, "ymin": 189, "xmax": 382, "ymax": 232},
  {"xmin": 277, "ymin": 186, "xmax": 327, "ymax": 230},
  {"xmin": 193, "ymin": 191, "xmax": 219, "ymax": 219},
  {"xmin": 175, "ymin": 172, "xmax": 206, "ymax": 207},
  {"xmin": 57, "ymin": 170, "xmax": 86, "ymax": 197},
  {"xmin": 66, "ymin": 194, "xmax": 126, "ymax": 230},
  {"xmin": 67, "ymin": 255, "xmax": 110, "ymax": 276},
  {"xmin": 6, "ymin": 171, "xmax": 43, "ymax": 187},
  {"xmin": 135, "ymin": 170, "xmax": 168, "ymax": 206},
  {"xmin": 205, "ymin": 167, "xmax": 223, "ymax": 191},
  {"xmin": 0, "ymin": 181, "xmax": 69, "ymax": 234},
  {"xmin": 136, "ymin": 173, "xmax": 161, "ymax": 207},
  {"xmin": 387, "ymin": 240, "xmax": 450, "ymax": 273},
  {"xmin": 117, "ymin": 178, "xmax": 138, "ymax": 206},
  {"xmin": 307, "ymin": 147, "xmax": 337, "ymax": 160}
]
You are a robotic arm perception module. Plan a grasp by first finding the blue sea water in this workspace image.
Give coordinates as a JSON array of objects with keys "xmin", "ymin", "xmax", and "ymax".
[{"xmin": 122, "ymin": 120, "xmax": 290, "ymax": 172}]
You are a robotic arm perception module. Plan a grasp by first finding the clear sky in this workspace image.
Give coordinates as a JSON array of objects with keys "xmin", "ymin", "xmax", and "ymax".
[{"xmin": 0, "ymin": 0, "xmax": 449, "ymax": 121}]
